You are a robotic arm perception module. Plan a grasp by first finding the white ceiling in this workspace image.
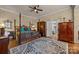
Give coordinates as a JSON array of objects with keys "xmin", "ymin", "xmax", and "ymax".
[{"xmin": 0, "ymin": 5, "xmax": 70, "ymax": 18}]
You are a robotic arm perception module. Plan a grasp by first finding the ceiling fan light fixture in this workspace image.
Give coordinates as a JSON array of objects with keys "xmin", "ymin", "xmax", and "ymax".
[{"xmin": 34, "ymin": 9, "xmax": 37, "ymax": 12}]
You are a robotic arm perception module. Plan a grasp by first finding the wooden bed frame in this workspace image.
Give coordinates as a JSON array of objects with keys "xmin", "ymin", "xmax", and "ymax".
[{"xmin": 14, "ymin": 13, "xmax": 41, "ymax": 45}]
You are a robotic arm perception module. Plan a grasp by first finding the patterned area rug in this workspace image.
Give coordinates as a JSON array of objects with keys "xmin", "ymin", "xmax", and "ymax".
[{"xmin": 10, "ymin": 37, "xmax": 68, "ymax": 54}]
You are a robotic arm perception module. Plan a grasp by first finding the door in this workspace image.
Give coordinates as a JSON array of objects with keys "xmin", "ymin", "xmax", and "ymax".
[{"xmin": 37, "ymin": 21, "xmax": 46, "ymax": 36}]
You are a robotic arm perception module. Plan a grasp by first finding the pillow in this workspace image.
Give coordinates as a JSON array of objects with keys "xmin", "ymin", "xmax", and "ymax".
[
  {"xmin": 27, "ymin": 28, "xmax": 31, "ymax": 31},
  {"xmin": 21, "ymin": 27, "xmax": 25, "ymax": 32}
]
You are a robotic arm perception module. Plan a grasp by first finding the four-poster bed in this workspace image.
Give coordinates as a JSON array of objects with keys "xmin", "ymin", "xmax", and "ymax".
[{"xmin": 14, "ymin": 13, "xmax": 41, "ymax": 45}]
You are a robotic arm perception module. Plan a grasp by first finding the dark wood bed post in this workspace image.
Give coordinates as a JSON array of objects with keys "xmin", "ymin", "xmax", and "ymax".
[
  {"xmin": 14, "ymin": 19, "xmax": 16, "ymax": 32},
  {"xmin": 18, "ymin": 13, "xmax": 21, "ymax": 45},
  {"xmin": 14, "ymin": 19, "xmax": 16, "ymax": 40}
]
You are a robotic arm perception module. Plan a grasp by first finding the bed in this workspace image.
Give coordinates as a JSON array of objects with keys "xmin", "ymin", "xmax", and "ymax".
[
  {"xmin": 8, "ymin": 30, "xmax": 41, "ymax": 43},
  {"xmin": 19, "ymin": 31, "xmax": 41, "ymax": 43},
  {"xmin": 10, "ymin": 37, "xmax": 68, "ymax": 54}
]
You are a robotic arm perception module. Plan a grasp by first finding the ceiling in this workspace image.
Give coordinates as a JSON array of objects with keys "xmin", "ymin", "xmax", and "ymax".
[{"xmin": 0, "ymin": 5, "xmax": 70, "ymax": 18}]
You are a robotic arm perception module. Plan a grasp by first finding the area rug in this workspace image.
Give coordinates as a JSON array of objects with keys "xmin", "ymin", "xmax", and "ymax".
[{"xmin": 9, "ymin": 37, "xmax": 68, "ymax": 54}]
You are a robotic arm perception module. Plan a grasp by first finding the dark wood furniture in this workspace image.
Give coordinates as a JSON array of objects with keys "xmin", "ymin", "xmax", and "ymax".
[
  {"xmin": 58, "ymin": 22, "xmax": 74, "ymax": 43},
  {"xmin": 37, "ymin": 21, "xmax": 46, "ymax": 37},
  {"xmin": 0, "ymin": 28, "xmax": 5, "ymax": 37},
  {"xmin": 19, "ymin": 31, "xmax": 41, "ymax": 44},
  {"xmin": 20, "ymin": 32, "xmax": 41, "ymax": 44},
  {"xmin": 0, "ymin": 37, "xmax": 9, "ymax": 54}
]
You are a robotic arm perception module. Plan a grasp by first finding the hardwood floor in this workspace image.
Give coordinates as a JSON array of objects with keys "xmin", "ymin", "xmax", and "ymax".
[
  {"xmin": 8, "ymin": 39, "xmax": 17, "ymax": 49},
  {"xmin": 68, "ymin": 43, "xmax": 79, "ymax": 54},
  {"xmin": 8, "ymin": 39, "xmax": 79, "ymax": 54}
]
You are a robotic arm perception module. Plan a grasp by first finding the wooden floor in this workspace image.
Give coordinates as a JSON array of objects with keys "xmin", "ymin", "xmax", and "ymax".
[
  {"xmin": 8, "ymin": 39, "xmax": 17, "ymax": 49},
  {"xmin": 68, "ymin": 43, "xmax": 79, "ymax": 54},
  {"xmin": 8, "ymin": 39, "xmax": 79, "ymax": 54}
]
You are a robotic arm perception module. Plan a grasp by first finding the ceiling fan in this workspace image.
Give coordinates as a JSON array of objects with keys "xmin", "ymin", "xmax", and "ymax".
[{"xmin": 29, "ymin": 5, "xmax": 43, "ymax": 14}]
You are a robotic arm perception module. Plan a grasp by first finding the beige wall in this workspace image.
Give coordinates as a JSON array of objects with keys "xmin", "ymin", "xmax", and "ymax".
[
  {"xmin": 74, "ymin": 6, "xmax": 79, "ymax": 43},
  {"xmin": 0, "ymin": 9, "xmax": 38, "ymax": 31},
  {"xmin": 0, "ymin": 9, "xmax": 17, "ymax": 31}
]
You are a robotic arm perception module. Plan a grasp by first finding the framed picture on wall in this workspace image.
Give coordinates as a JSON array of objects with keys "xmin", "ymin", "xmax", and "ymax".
[{"xmin": 4, "ymin": 20, "xmax": 12, "ymax": 29}]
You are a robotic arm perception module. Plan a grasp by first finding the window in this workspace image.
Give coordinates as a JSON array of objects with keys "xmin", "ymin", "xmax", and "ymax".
[{"xmin": 4, "ymin": 20, "xmax": 12, "ymax": 29}]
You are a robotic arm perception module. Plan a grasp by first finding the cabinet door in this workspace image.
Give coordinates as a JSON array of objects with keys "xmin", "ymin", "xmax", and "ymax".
[
  {"xmin": 58, "ymin": 23, "xmax": 67, "ymax": 41},
  {"xmin": 67, "ymin": 23, "xmax": 73, "ymax": 42},
  {"xmin": 59, "ymin": 23, "xmax": 67, "ymax": 34}
]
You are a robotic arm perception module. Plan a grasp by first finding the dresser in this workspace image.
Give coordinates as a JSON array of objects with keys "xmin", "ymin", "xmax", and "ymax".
[
  {"xmin": 58, "ymin": 22, "xmax": 74, "ymax": 43},
  {"xmin": 0, "ymin": 37, "xmax": 9, "ymax": 54},
  {"xmin": 37, "ymin": 21, "xmax": 46, "ymax": 37}
]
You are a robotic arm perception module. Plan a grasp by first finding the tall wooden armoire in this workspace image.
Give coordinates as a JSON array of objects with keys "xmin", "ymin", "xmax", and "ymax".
[
  {"xmin": 37, "ymin": 21, "xmax": 46, "ymax": 37},
  {"xmin": 58, "ymin": 22, "xmax": 74, "ymax": 43}
]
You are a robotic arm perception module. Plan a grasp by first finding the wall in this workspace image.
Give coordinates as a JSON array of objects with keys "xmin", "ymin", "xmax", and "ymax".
[
  {"xmin": 15, "ymin": 15, "xmax": 38, "ymax": 31},
  {"xmin": 0, "ymin": 9, "xmax": 38, "ymax": 31},
  {"xmin": 0, "ymin": 9, "xmax": 17, "ymax": 31},
  {"xmin": 46, "ymin": 20, "xmax": 59, "ymax": 40},
  {"xmin": 74, "ymin": 6, "xmax": 79, "ymax": 43}
]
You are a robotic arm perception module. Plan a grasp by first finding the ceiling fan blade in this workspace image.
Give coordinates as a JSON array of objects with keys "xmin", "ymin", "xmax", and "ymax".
[
  {"xmin": 37, "ymin": 9, "xmax": 43, "ymax": 11},
  {"xmin": 35, "ymin": 5, "xmax": 39, "ymax": 8},
  {"xmin": 30, "ymin": 9, "xmax": 34, "ymax": 12},
  {"xmin": 29, "ymin": 6, "xmax": 34, "ymax": 9},
  {"xmin": 34, "ymin": 6, "xmax": 36, "ymax": 9}
]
